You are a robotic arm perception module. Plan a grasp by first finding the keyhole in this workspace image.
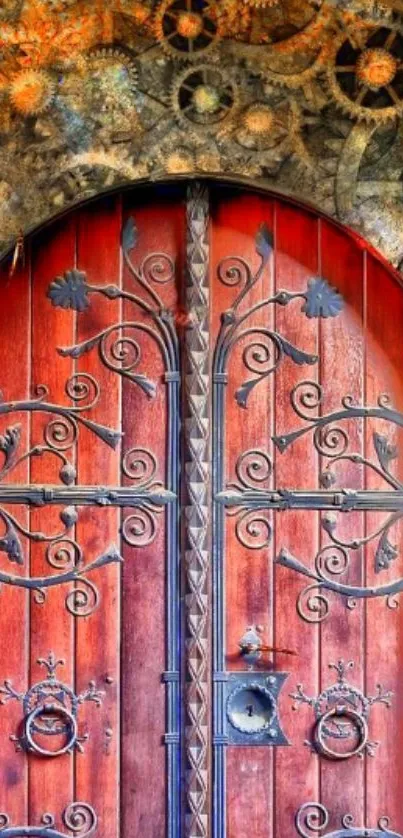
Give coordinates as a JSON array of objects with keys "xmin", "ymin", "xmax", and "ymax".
[{"xmin": 246, "ymin": 704, "xmax": 254, "ymax": 718}]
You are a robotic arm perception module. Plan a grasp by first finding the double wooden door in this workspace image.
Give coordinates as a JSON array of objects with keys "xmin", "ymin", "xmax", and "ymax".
[{"xmin": 0, "ymin": 181, "xmax": 402, "ymax": 838}]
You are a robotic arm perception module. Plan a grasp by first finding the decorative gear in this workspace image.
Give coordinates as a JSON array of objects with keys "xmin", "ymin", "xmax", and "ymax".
[
  {"xmin": 236, "ymin": 101, "xmax": 290, "ymax": 150},
  {"xmin": 327, "ymin": 23, "xmax": 403, "ymax": 124},
  {"xmin": 154, "ymin": 0, "xmax": 222, "ymax": 61},
  {"xmin": 83, "ymin": 45, "xmax": 138, "ymax": 109},
  {"xmin": 170, "ymin": 64, "xmax": 238, "ymax": 130},
  {"xmin": 62, "ymin": 45, "xmax": 140, "ymax": 136},
  {"xmin": 164, "ymin": 147, "xmax": 195, "ymax": 173},
  {"xmin": 9, "ymin": 69, "xmax": 55, "ymax": 116}
]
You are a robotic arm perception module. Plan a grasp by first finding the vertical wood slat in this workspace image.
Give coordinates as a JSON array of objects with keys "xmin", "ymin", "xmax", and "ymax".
[
  {"xmin": 30, "ymin": 219, "xmax": 76, "ymax": 827},
  {"xmin": 318, "ymin": 221, "xmax": 365, "ymax": 831},
  {"xmin": 365, "ymin": 255, "xmax": 403, "ymax": 834},
  {"xmin": 0, "ymin": 256, "xmax": 30, "ymax": 824},
  {"xmin": 211, "ymin": 191, "xmax": 275, "ymax": 838},
  {"xmin": 274, "ymin": 201, "xmax": 320, "ymax": 838},
  {"xmin": 184, "ymin": 183, "xmax": 210, "ymax": 838},
  {"xmin": 120, "ymin": 191, "xmax": 181, "ymax": 836},
  {"xmin": 75, "ymin": 197, "xmax": 122, "ymax": 838}
]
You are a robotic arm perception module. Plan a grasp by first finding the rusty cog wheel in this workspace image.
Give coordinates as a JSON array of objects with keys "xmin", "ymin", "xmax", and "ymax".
[
  {"xmin": 326, "ymin": 22, "xmax": 403, "ymax": 125},
  {"xmin": 170, "ymin": 63, "xmax": 239, "ymax": 131},
  {"xmin": 83, "ymin": 46, "xmax": 138, "ymax": 109},
  {"xmin": 154, "ymin": 0, "xmax": 222, "ymax": 61}
]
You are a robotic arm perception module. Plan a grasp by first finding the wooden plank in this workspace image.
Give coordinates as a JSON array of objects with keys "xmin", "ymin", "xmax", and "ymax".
[
  {"xmin": 210, "ymin": 189, "xmax": 275, "ymax": 838},
  {"xmin": 75, "ymin": 196, "xmax": 122, "ymax": 838},
  {"xmin": 318, "ymin": 219, "xmax": 365, "ymax": 831},
  {"xmin": 273, "ymin": 200, "xmax": 320, "ymax": 838},
  {"xmin": 29, "ymin": 219, "xmax": 76, "ymax": 827},
  {"xmin": 0, "ymin": 255, "xmax": 30, "ymax": 824},
  {"xmin": 365, "ymin": 255, "xmax": 403, "ymax": 834},
  {"xmin": 120, "ymin": 190, "xmax": 182, "ymax": 835}
]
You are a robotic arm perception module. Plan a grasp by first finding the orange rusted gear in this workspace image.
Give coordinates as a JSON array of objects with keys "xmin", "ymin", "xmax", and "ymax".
[
  {"xmin": 10, "ymin": 68, "xmax": 55, "ymax": 115},
  {"xmin": 154, "ymin": 0, "xmax": 222, "ymax": 61},
  {"xmin": 356, "ymin": 47, "xmax": 398, "ymax": 89}
]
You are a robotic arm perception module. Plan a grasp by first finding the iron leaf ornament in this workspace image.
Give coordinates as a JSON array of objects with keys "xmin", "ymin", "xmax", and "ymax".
[
  {"xmin": 47, "ymin": 215, "xmax": 179, "ymax": 399},
  {"xmin": 214, "ymin": 222, "xmax": 344, "ymax": 409},
  {"xmin": 48, "ymin": 270, "xmax": 90, "ymax": 312}
]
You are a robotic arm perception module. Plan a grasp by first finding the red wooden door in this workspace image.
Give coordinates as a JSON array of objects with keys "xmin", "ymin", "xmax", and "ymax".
[{"xmin": 0, "ymin": 182, "xmax": 402, "ymax": 838}]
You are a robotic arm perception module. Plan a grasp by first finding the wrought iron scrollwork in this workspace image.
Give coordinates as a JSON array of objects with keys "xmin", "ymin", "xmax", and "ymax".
[
  {"xmin": 219, "ymin": 449, "xmax": 273, "ymax": 549},
  {"xmin": 0, "ymin": 374, "xmax": 122, "ymax": 451},
  {"xmin": 0, "ymin": 803, "xmax": 97, "ymax": 838},
  {"xmin": 0, "ymin": 420, "xmax": 123, "ymax": 615},
  {"xmin": 0, "ymin": 652, "xmax": 104, "ymax": 756},
  {"xmin": 295, "ymin": 803, "xmax": 403, "ymax": 838},
  {"xmin": 275, "ymin": 381, "xmax": 403, "ymax": 620},
  {"xmin": 121, "ymin": 447, "xmax": 165, "ymax": 548},
  {"xmin": 214, "ymin": 232, "xmax": 343, "ymax": 409},
  {"xmin": 290, "ymin": 660, "xmax": 392, "ymax": 760},
  {"xmin": 0, "ymin": 372, "xmax": 123, "ymax": 609},
  {"xmin": 48, "ymin": 217, "xmax": 179, "ymax": 395},
  {"xmin": 0, "ymin": 544, "xmax": 122, "ymax": 616}
]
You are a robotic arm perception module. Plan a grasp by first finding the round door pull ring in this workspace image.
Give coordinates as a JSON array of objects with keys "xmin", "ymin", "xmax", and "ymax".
[
  {"xmin": 25, "ymin": 703, "xmax": 78, "ymax": 757},
  {"xmin": 314, "ymin": 706, "xmax": 368, "ymax": 760}
]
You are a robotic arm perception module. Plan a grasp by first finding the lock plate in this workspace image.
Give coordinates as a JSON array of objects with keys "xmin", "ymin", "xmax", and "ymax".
[{"xmin": 225, "ymin": 672, "xmax": 289, "ymax": 746}]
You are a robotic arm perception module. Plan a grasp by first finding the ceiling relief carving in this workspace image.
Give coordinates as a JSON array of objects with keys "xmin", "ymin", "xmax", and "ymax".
[{"xmin": 1, "ymin": 0, "xmax": 403, "ymax": 266}]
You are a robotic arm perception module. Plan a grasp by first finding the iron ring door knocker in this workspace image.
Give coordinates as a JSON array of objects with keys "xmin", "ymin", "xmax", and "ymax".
[
  {"xmin": 0, "ymin": 653, "xmax": 104, "ymax": 755},
  {"xmin": 290, "ymin": 660, "xmax": 393, "ymax": 759},
  {"xmin": 24, "ymin": 703, "xmax": 78, "ymax": 757},
  {"xmin": 314, "ymin": 706, "xmax": 369, "ymax": 760}
]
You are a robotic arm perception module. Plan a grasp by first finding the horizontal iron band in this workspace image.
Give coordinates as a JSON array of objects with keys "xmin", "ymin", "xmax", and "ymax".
[
  {"xmin": 0, "ymin": 485, "xmax": 176, "ymax": 507},
  {"xmin": 216, "ymin": 489, "xmax": 403, "ymax": 512}
]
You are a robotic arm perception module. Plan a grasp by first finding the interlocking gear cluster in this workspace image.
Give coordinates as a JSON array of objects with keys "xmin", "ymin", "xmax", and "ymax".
[{"xmin": 1, "ymin": 0, "xmax": 403, "ymax": 268}]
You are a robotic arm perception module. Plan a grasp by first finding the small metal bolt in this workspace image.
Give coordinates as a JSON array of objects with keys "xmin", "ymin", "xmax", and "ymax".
[
  {"xmin": 105, "ymin": 727, "xmax": 113, "ymax": 739},
  {"xmin": 105, "ymin": 675, "xmax": 114, "ymax": 685},
  {"xmin": 268, "ymin": 729, "xmax": 276, "ymax": 739},
  {"xmin": 268, "ymin": 676, "xmax": 276, "ymax": 686}
]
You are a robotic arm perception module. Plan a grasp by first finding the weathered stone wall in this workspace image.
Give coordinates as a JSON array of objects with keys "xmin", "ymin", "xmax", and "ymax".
[{"xmin": 1, "ymin": 0, "xmax": 403, "ymax": 266}]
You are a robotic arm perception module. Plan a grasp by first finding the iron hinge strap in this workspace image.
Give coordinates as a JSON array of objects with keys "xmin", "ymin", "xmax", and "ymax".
[
  {"xmin": 215, "ymin": 489, "xmax": 403, "ymax": 512},
  {"xmin": 0, "ymin": 485, "xmax": 176, "ymax": 507}
]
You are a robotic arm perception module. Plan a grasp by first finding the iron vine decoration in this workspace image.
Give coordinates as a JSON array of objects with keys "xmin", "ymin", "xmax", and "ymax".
[
  {"xmin": 275, "ymin": 382, "xmax": 403, "ymax": 622},
  {"xmin": 213, "ymin": 230, "xmax": 403, "ymax": 617},
  {"xmin": 214, "ymin": 222, "xmax": 343, "ymax": 410},
  {"xmin": 213, "ymin": 221, "xmax": 344, "ymax": 551},
  {"xmin": 48, "ymin": 207, "xmax": 181, "ymax": 836},
  {"xmin": 0, "ymin": 375, "xmax": 124, "ymax": 617},
  {"xmin": 47, "ymin": 214, "xmax": 180, "ymax": 551},
  {"xmin": 295, "ymin": 804, "xmax": 403, "ymax": 838},
  {"xmin": 290, "ymin": 659, "xmax": 392, "ymax": 760},
  {"xmin": 0, "ymin": 803, "xmax": 97, "ymax": 838},
  {"xmin": 0, "ymin": 652, "xmax": 104, "ymax": 757},
  {"xmin": 0, "ymin": 214, "xmax": 179, "ymax": 616}
]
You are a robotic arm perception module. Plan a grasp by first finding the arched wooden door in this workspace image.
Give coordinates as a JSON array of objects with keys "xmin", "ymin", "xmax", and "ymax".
[{"xmin": 0, "ymin": 182, "xmax": 402, "ymax": 838}]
